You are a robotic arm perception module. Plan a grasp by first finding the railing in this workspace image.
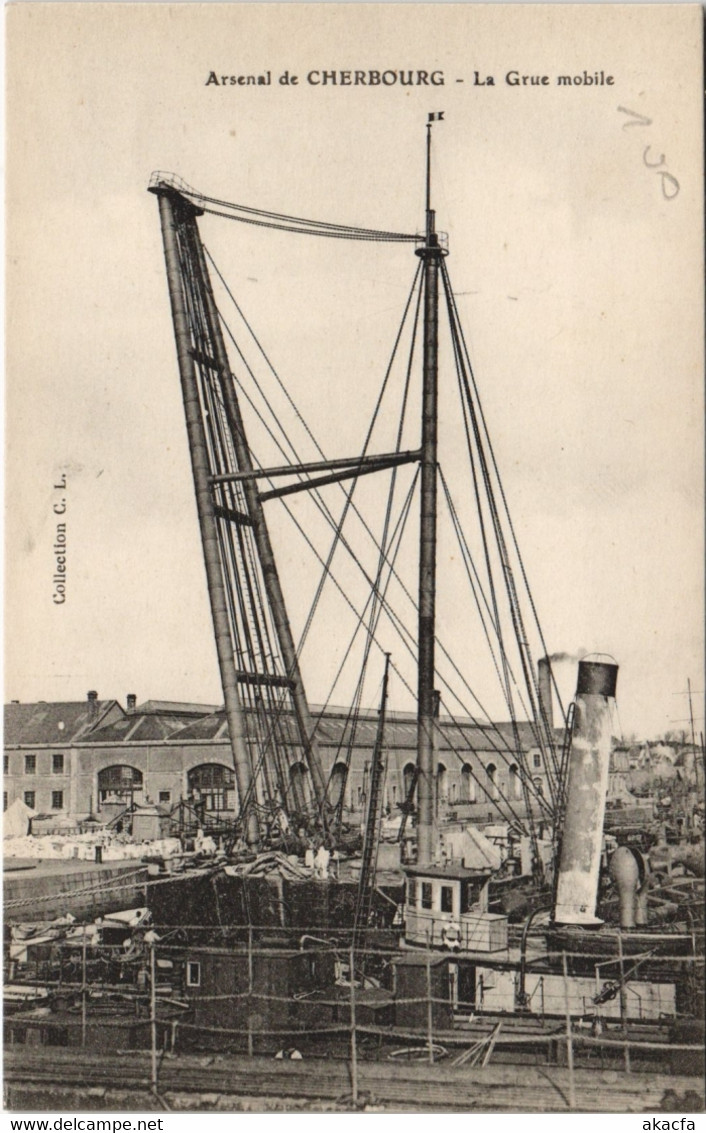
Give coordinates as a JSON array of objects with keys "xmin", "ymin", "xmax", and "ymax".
[
  {"xmin": 404, "ymin": 908, "xmax": 509, "ymax": 952},
  {"xmin": 5, "ymin": 925, "xmax": 703, "ymax": 1109},
  {"xmin": 148, "ymin": 172, "xmax": 202, "ymax": 199}
]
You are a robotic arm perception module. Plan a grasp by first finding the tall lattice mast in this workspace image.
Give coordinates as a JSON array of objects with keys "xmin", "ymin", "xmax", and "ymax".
[{"xmin": 151, "ymin": 182, "xmax": 327, "ymax": 846}]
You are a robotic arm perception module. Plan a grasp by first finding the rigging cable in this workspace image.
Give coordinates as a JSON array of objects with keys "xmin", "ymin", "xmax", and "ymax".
[
  {"xmin": 152, "ymin": 174, "xmax": 419, "ymax": 242},
  {"xmin": 441, "ymin": 261, "xmax": 561, "ymax": 814},
  {"xmin": 201, "ymin": 248, "xmax": 555, "ymax": 820},
  {"xmin": 444, "ymin": 286, "xmax": 551, "ymax": 823},
  {"xmin": 231, "ymin": 370, "xmax": 527, "ymax": 775},
  {"xmin": 211, "ymin": 267, "xmax": 527, "ymax": 769},
  {"xmin": 438, "ymin": 466, "xmax": 537, "ymax": 735},
  {"xmin": 325, "ymin": 262, "xmax": 422, "ymax": 819},
  {"xmin": 206, "ymin": 247, "xmax": 524, "ymax": 762},
  {"xmin": 209, "ymin": 251, "xmax": 423, "ymax": 661},
  {"xmin": 442, "ymin": 260, "xmax": 567, "ymax": 738},
  {"xmin": 441, "ymin": 270, "xmax": 554, "ymax": 863},
  {"xmin": 190, "ymin": 201, "xmax": 560, "ymax": 830},
  {"xmin": 209, "ymin": 258, "xmax": 423, "ymax": 805}
]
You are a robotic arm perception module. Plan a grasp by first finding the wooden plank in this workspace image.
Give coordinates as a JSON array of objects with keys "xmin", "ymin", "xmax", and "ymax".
[{"xmin": 5, "ymin": 1048, "xmax": 704, "ymax": 1112}]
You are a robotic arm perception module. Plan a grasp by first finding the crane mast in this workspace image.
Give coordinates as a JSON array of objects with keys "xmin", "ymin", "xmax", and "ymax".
[{"xmin": 151, "ymin": 181, "xmax": 327, "ymax": 845}]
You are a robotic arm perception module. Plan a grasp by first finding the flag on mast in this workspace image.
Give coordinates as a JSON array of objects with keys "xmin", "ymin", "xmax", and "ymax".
[{"xmin": 428, "ymin": 111, "xmax": 444, "ymax": 122}]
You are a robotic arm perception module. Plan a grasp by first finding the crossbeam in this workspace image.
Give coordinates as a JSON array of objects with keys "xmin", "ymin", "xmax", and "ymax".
[
  {"xmin": 209, "ymin": 448, "xmax": 421, "ymax": 485},
  {"xmin": 260, "ymin": 451, "xmax": 421, "ymax": 502},
  {"xmin": 213, "ymin": 504, "xmax": 252, "ymax": 526},
  {"xmin": 235, "ymin": 671, "xmax": 294, "ymax": 689}
]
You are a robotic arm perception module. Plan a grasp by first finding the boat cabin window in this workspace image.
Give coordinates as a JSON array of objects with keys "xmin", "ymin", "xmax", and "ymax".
[
  {"xmin": 186, "ymin": 960, "xmax": 201, "ymax": 987},
  {"xmin": 440, "ymin": 885, "xmax": 454, "ymax": 913},
  {"xmin": 421, "ymin": 882, "xmax": 432, "ymax": 910},
  {"xmin": 407, "ymin": 878, "xmax": 417, "ymax": 906}
]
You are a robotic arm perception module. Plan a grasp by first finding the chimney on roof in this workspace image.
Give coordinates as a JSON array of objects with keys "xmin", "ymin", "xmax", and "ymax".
[
  {"xmin": 127, "ymin": 694, "xmax": 137, "ymax": 712},
  {"xmin": 537, "ymin": 657, "xmax": 554, "ymax": 734},
  {"xmin": 87, "ymin": 690, "xmax": 99, "ymax": 720}
]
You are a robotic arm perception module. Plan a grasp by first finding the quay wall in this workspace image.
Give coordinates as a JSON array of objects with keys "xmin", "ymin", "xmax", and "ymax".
[{"xmin": 4, "ymin": 861, "xmax": 149, "ymax": 924}]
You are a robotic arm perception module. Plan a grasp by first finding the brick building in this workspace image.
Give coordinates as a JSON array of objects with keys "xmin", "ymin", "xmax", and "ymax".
[{"xmin": 4, "ymin": 692, "xmax": 553, "ymax": 826}]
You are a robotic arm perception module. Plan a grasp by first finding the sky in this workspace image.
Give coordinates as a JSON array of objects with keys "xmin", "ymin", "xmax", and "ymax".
[{"xmin": 5, "ymin": 3, "xmax": 704, "ymax": 742}]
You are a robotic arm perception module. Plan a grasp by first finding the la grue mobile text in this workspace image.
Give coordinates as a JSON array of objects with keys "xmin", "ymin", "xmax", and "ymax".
[{"xmin": 204, "ymin": 69, "xmax": 615, "ymax": 89}]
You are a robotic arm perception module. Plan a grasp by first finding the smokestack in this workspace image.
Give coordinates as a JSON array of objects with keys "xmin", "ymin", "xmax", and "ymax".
[
  {"xmin": 126, "ymin": 694, "xmax": 137, "ymax": 712},
  {"xmin": 609, "ymin": 845, "xmax": 640, "ymax": 928},
  {"xmin": 87, "ymin": 690, "xmax": 98, "ymax": 720},
  {"xmin": 537, "ymin": 657, "xmax": 554, "ymax": 733},
  {"xmin": 553, "ymin": 659, "xmax": 618, "ymax": 926}
]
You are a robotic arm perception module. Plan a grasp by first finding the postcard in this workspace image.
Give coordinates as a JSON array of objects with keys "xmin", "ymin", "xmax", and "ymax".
[{"xmin": 4, "ymin": 3, "xmax": 704, "ymax": 1117}]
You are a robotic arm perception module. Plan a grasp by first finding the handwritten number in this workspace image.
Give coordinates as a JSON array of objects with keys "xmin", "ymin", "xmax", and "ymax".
[
  {"xmin": 643, "ymin": 146, "xmax": 666, "ymax": 170},
  {"xmin": 617, "ymin": 105, "xmax": 652, "ymax": 129},
  {"xmin": 619, "ymin": 107, "xmax": 679, "ymax": 201},
  {"xmin": 660, "ymin": 172, "xmax": 680, "ymax": 200}
]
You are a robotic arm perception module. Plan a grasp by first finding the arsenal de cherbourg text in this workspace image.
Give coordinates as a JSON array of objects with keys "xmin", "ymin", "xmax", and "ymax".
[{"xmin": 205, "ymin": 70, "xmax": 445, "ymax": 87}]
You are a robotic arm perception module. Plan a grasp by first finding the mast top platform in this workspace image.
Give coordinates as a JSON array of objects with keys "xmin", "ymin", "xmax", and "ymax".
[
  {"xmin": 415, "ymin": 230, "xmax": 449, "ymax": 257},
  {"xmin": 148, "ymin": 171, "xmax": 204, "ymax": 216}
]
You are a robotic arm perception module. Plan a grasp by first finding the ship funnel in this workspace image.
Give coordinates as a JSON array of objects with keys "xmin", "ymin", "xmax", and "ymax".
[
  {"xmin": 553, "ymin": 658, "xmax": 618, "ymax": 926},
  {"xmin": 609, "ymin": 845, "xmax": 640, "ymax": 928}
]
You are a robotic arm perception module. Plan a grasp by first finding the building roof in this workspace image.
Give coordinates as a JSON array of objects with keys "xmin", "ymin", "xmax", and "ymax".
[
  {"xmin": 5, "ymin": 696, "xmax": 560, "ymax": 760},
  {"xmin": 88, "ymin": 710, "xmax": 214, "ymax": 744},
  {"xmin": 3, "ymin": 699, "xmax": 121, "ymax": 746},
  {"xmin": 311, "ymin": 709, "xmax": 552, "ymax": 754},
  {"xmin": 169, "ymin": 713, "xmax": 230, "ymax": 742},
  {"xmin": 135, "ymin": 700, "xmax": 221, "ymax": 716}
]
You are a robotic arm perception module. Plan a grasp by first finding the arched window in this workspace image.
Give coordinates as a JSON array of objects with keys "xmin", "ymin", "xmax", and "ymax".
[
  {"xmin": 509, "ymin": 763, "xmax": 523, "ymax": 800},
  {"xmin": 328, "ymin": 762, "xmax": 348, "ymax": 809},
  {"xmin": 437, "ymin": 762, "xmax": 448, "ymax": 804},
  {"xmin": 288, "ymin": 761, "xmax": 310, "ymax": 812},
  {"xmin": 485, "ymin": 762, "xmax": 499, "ymax": 801},
  {"xmin": 461, "ymin": 763, "xmax": 476, "ymax": 803},
  {"xmin": 533, "ymin": 775, "xmax": 544, "ymax": 798},
  {"xmin": 187, "ymin": 763, "xmax": 235, "ymax": 814},
  {"xmin": 98, "ymin": 765, "xmax": 143, "ymax": 808},
  {"xmin": 403, "ymin": 762, "xmax": 416, "ymax": 800}
]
